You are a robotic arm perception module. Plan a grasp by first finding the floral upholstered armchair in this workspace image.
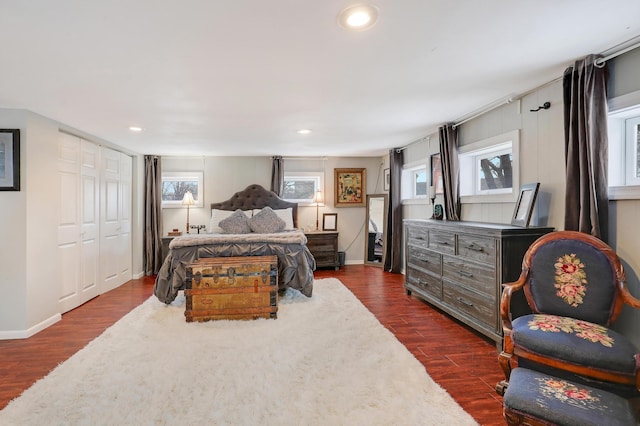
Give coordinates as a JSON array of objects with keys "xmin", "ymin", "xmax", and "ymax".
[{"xmin": 496, "ymin": 231, "xmax": 640, "ymax": 397}]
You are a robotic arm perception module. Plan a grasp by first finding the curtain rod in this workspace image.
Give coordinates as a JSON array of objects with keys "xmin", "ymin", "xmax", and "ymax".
[
  {"xmin": 595, "ymin": 36, "xmax": 640, "ymax": 67},
  {"xmin": 283, "ymin": 156, "xmax": 328, "ymax": 160},
  {"xmin": 399, "ymin": 36, "xmax": 640, "ymax": 146},
  {"xmin": 453, "ymin": 96, "xmax": 518, "ymax": 128}
]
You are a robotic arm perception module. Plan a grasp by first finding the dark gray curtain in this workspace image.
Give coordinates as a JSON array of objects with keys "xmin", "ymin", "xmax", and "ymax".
[
  {"xmin": 563, "ymin": 54, "xmax": 609, "ymax": 242},
  {"xmin": 144, "ymin": 155, "xmax": 163, "ymax": 275},
  {"xmin": 270, "ymin": 156, "xmax": 284, "ymax": 196},
  {"xmin": 384, "ymin": 148, "xmax": 403, "ymax": 273},
  {"xmin": 438, "ymin": 124, "xmax": 461, "ymax": 221}
]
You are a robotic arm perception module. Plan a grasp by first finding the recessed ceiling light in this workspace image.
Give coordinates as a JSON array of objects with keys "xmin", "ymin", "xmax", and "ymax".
[
  {"xmin": 297, "ymin": 129, "xmax": 312, "ymax": 134},
  {"xmin": 338, "ymin": 4, "xmax": 379, "ymax": 31},
  {"xmin": 129, "ymin": 126, "xmax": 143, "ymax": 132}
]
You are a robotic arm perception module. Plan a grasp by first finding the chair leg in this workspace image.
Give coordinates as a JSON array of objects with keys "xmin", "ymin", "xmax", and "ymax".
[
  {"xmin": 496, "ymin": 351, "xmax": 513, "ymax": 396},
  {"xmin": 496, "ymin": 379, "xmax": 509, "ymax": 396}
]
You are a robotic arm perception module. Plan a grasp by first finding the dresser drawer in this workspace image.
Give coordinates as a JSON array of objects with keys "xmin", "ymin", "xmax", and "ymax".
[
  {"xmin": 457, "ymin": 234, "xmax": 496, "ymax": 265},
  {"xmin": 407, "ymin": 246, "xmax": 441, "ymax": 276},
  {"xmin": 428, "ymin": 230, "xmax": 455, "ymax": 255},
  {"xmin": 406, "ymin": 225, "xmax": 429, "ymax": 249},
  {"xmin": 442, "ymin": 255, "xmax": 496, "ymax": 298},
  {"xmin": 442, "ymin": 281, "xmax": 495, "ymax": 329},
  {"xmin": 407, "ymin": 267, "xmax": 442, "ymax": 300}
]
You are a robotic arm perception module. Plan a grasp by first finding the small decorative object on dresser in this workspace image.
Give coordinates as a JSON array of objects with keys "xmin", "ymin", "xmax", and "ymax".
[
  {"xmin": 511, "ymin": 182, "xmax": 540, "ymax": 227},
  {"xmin": 403, "ymin": 219, "xmax": 553, "ymax": 345},
  {"xmin": 305, "ymin": 230, "xmax": 340, "ymax": 270}
]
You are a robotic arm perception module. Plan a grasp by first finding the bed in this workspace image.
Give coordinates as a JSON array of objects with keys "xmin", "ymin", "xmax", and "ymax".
[{"xmin": 153, "ymin": 184, "xmax": 316, "ymax": 304}]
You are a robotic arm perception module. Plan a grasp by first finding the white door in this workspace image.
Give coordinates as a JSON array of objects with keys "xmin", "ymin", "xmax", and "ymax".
[
  {"xmin": 100, "ymin": 147, "xmax": 132, "ymax": 293},
  {"xmin": 57, "ymin": 133, "xmax": 99, "ymax": 313},
  {"xmin": 80, "ymin": 140, "xmax": 100, "ymax": 303},
  {"xmin": 118, "ymin": 152, "xmax": 132, "ymax": 285}
]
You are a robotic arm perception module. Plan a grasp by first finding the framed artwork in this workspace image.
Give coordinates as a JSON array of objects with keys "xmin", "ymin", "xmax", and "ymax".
[
  {"xmin": 322, "ymin": 213, "xmax": 338, "ymax": 231},
  {"xmin": 431, "ymin": 153, "xmax": 443, "ymax": 194},
  {"xmin": 334, "ymin": 168, "xmax": 366, "ymax": 207},
  {"xmin": 383, "ymin": 168, "xmax": 390, "ymax": 191},
  {"xmin": 0, "ymin": 129, "xmax": 20, "ymax": 191},
  {"xmin": 511, "ymin": 182, "xmax": 540, "ymax": 227}
]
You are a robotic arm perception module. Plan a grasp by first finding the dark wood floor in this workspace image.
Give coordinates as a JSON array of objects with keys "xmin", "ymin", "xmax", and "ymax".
[{"xmin": 0, "ymin": 265, "xmax": 505, "ymax": 425}]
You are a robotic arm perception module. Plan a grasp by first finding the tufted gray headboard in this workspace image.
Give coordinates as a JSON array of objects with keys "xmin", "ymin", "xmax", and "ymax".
[{"xmin": 210, "ymin": 184, "xmax": 298, "ymax": 228}]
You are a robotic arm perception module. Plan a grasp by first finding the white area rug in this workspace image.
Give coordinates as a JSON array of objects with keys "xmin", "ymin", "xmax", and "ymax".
[{"xmin": 0, "ymin": 279, "xmax": 477, "ymax": 426}]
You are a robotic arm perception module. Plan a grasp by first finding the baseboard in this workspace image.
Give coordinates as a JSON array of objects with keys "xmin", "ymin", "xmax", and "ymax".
[
  {"xmin": 345, "ymin": 260, "xmax": 364, "ymax": 265},
  {"xmin": 133, "ymin": 271, "xmax": 145, "ymax": 279},
  {"xmin": 0, "ymin": 313, "xmax": 61, "ymax": 340}
]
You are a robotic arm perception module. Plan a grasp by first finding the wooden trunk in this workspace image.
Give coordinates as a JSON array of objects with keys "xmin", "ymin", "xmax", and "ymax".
[{"xmin": 184, "ymin": 255, "xmax": 278, "ymax": 322}]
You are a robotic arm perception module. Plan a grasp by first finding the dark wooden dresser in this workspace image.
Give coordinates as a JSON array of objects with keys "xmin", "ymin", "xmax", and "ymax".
[
  {"xmin": 305, "ymin": 231, "xmax": 340, "ymax": 270},
  {"xmin": 404, "ymin": 219, "xmax": 553, "ymax": 345}
]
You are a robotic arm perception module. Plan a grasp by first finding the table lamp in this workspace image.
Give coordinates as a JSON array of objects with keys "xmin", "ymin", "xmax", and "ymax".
[
  {"xmin": 315, "ymin": 190, "xmax": 323, "ymax": 231},
  {"xmin": 182, "ymin": 191, "xmax": 195, "ymax": 233}
]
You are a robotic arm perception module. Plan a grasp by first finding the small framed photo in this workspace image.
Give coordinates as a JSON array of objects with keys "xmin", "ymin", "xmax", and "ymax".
[
  {"xmin": 383, "ymin": 168, "xmax": 390, "ymax": 191},
  {"xmin": 431, "ymin": 153, "xmax": 443, "ymax": 194},
  {"xmin": 335, "ymin": 168, "xmax": 366, "ymax": 207},
  {"xmin": 511, "ymin": 182, "xmax": 540, "ymax": 227},
  {"xmin": 322, "ymin": 213, "xmax": 338, "ymax": 231},
  {"xmin": 0, "ymin": 129, "xmax": 20, "ymax": 191}
]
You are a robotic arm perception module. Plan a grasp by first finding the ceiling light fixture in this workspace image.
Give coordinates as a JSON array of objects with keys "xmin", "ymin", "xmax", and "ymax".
[
  {"xmin": 297, "ymin": 129, "xmax": 312, "ymax": 134},
  {"xmin": 129, "ymin": 126, "xmax": 143, "ymax": 132},
  {"xmin": 338, "ymin": 4, "xmax": 379, "ymax": 31}
]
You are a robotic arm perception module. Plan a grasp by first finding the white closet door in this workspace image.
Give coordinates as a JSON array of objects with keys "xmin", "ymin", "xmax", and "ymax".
[
  {"xmin": 57, "ymin": 133, "xmax": 99, "ymax": 313},
  {"xmin": 100, "ymin": 147, "xmax": 132, "ymax": 293},
  {"xmin": 80, "ymin": 140, "xmax": 100, "ymax": 303},
  {"xmin": 118, "ymin": 152, "xmax": 132, "ymax": 284}
]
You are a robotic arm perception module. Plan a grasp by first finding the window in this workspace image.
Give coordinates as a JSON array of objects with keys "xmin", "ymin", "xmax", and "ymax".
[
  {"xmin": 608, "ymin": 88, "xmax": 640, "ymax": 199},
  {"xmin": 401, "ymin": 161, "xmax": 428, "ymax": 201},
  {"xmin": 162, "ymin": 171, "xmax": 204, "ymax": 208},
  {"xmin": 459, "ymin": 129, "xmax": 519, "ymax": 203},
  {"xmin": 627, "ymin": 116, "xmax": 640, "ymax": 184},
  {"xmin": 282, "ymin": 172, "xmax": 323, "ymax": 204}
]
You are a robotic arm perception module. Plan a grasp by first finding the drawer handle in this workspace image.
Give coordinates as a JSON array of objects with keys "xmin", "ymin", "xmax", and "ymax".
[
  {"xmin": 466, "ymin": 243, "xmax": 484, "ymax": 252},
  {"xmin": 435, "ymin": 240, "xmax": 449, "ymax": 245},
  {"xmin": 420, "ymin": 258, "xmax": 430, "ymax": 263},
  {"xmin": 457, "ymin": 297, "xmax": 474, "ymax": 307},
  {"xmin": 458, "ymin": 270, "xmax": 473, "ymax": 278},
  {"xmin": 417, "ymin": 279, "xmax": 429, "ymax": 287}
]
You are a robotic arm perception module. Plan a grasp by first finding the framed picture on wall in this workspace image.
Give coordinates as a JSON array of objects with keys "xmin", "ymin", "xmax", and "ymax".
[
  {"xmin": 0, "ymin": 129, "xmax": 20, "ymax": 191},
  {"xmin": 431, "ymin": 153, "xmax": 443, "ymax": 194},
  {"xmin": 383, "ymin": 168, "xmax": 390, "ymax": 191},
  {"xmin": 334, "ymin": 168, "xmax": 366, "ymax": 207}
]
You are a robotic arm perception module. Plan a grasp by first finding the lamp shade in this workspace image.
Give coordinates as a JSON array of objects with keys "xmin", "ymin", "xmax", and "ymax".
[
  {"xmin": 182, "ymin": 191, "xmax": 195, "ymax": 205},
  {"xmin": 315, "ymin": 190, "xmax": 323, "ymax": 204}
]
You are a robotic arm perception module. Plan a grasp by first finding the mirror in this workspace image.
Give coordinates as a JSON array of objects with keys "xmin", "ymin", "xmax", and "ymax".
[{"xmin": 365, "ymin": 194, "xmax": 387, "ymax": 267}]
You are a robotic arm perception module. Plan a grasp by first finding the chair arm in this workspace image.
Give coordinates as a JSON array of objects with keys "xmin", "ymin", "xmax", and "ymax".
[
  {"xmin": 499, "ymin": 274, "xmax": 527, "ymax": 332},
  {"xmin": 620, "ymin": 281, "xmax": 640, "ymax": 309}
]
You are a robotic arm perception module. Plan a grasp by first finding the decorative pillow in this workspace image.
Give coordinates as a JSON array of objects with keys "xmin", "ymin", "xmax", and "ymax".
[
  {"xmin": 218, "ymin": 209, "xmax": 252, "ymax": 234},
  {"xmin": 209, "ymin": 209, "xmax": 250, "ymax": 233},
  {"xmin": 253, "ymin": 207, "xmax": 294, "ymax": 230},
  {"xmin": 249, "ymin": 206, "xmax": 286, "ymax": 233}
]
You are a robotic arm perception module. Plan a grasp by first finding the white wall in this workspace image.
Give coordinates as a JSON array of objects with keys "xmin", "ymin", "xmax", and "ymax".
[
  {"xmin": 0, "ymin": 109, "xmax": 28, "ymax": 331},
  {"xmin": 0, "ymin": 109, "xmax": 144, "ymax": 338},
  {"xmin": 161, "ymin": 155, "xmax": 384, "ymax": 264},
  {"xmin": 400, "ymin": 46, "xmax": 640, "ymax": 347}
]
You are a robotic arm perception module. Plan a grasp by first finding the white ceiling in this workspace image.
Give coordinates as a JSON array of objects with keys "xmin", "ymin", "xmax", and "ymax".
[{"xmin": 1, "ymin": 1, "xmax": 640, "ymax": 157}]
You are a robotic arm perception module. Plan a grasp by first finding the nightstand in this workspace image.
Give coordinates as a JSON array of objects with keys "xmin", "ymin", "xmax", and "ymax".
[
  {"xmin": 161, "ymin": 236, "xmax": 175, "ymax": 262},
  {"xmin": 304, "ymin": 231, "xmax": 340, "ymax": 270}
]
